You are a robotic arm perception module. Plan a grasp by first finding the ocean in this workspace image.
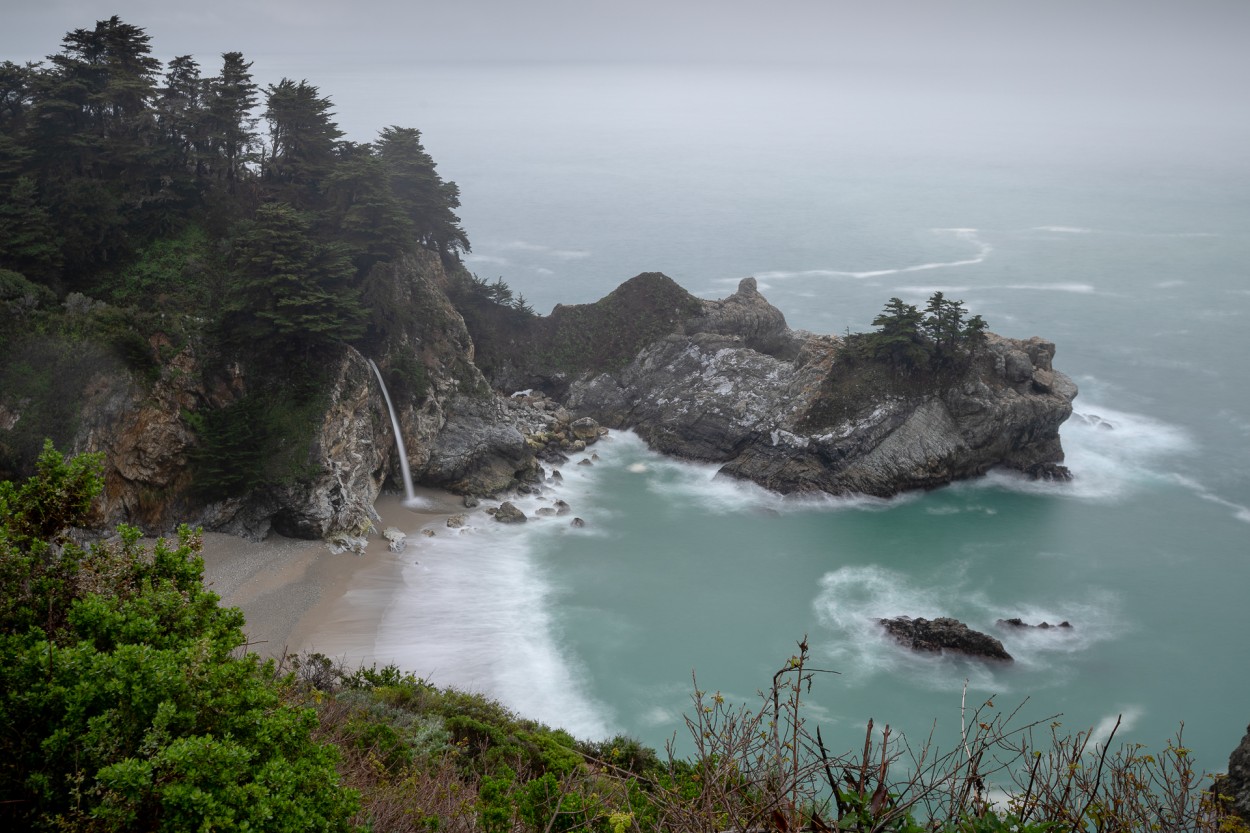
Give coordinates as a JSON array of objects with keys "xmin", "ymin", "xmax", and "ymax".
[{"xmin": 319, "ymin": 64, "xmax": 1250, "ymax": 771}]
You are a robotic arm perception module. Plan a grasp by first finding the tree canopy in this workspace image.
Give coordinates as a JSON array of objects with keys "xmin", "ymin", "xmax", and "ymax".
[
  {"xmin": 852, "ymin": 293, "xmax": 989, "ymax": 372},
  {"xmin": 0, "ymin": 16, "xmax": 470, "ymax": 297}
]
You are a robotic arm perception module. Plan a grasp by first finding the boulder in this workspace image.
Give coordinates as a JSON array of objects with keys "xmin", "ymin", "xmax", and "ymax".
[
  {"xmin": 570, "ymin": 416, "xmax": 602, "ymax": 441},
  {"xmin": 493, "ymin": 501, "xmax": 528, "ymax": 524},
  {"xmin": 383, "ymin": 527, "xmax": 407, "ymax": 553},
  {"xmin": 570, "ymin": 517, "xmax": 586, "ymax": 528},
  {"xmin": 553, "ymin": 499, "xmax": 571, "ymax": 515},
  {"xmin": 326, "ymin": 533, "xmax": 368, "ymax": 555},
  {"xmin": 878, "ymin": 616, "xmax": 1013, "ymax": 662},
  {"xmin": 446, "ymin": 513, "xmax": 468, "ymax": 529}
]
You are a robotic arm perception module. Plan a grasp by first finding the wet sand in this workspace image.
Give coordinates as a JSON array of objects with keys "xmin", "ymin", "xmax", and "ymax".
[{"xmin": 200, "ymin": 488, "xmax": 465, "ymax": 663}]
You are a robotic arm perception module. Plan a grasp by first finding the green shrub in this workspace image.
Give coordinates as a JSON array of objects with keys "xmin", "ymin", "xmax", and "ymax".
[{"xmin": 0, "ymin": 443, "xmax": 359, "ymax": 831}]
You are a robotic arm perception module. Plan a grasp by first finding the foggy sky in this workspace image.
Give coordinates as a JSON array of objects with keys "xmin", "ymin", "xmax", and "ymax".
[{"xmin": 4, "ymin": 0, "xmax": 1248, "ymax": 89}]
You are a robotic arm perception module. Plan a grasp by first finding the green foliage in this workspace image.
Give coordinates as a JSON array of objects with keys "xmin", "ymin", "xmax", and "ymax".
[
  {"xmin": 0, "ymin": 332, "xmax": 129, "ymax": 476},
  {"xmin": 0, "ymin": 267, "xmax": 56, "ymax": 310},
  {"xmin": 101, "ymin": 224, "xmax": 218, "ymax": 308},
  {"xmin": 223, "ymin": 202, "xmax": 367, "ymax": 362},
  {"xmin": 0, "ymin": 445, "xmax": 359, "ymax": 830},
  {"xmin": 849, "ymin": 293, "xmax": 989, "ymax": 373},
  {"xmin": 187, "ymin": 384, "xmax": 328, "ymax": 499}
]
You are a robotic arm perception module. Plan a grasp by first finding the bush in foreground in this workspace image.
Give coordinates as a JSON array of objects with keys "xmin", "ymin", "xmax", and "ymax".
[{"xmin": 0, "ymin": 442, "xmax": 357, "ymax": 831}]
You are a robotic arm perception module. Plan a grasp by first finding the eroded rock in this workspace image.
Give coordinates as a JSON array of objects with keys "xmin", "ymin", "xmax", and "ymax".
[
  {"xmin": 878, "ymin": 616, "xmax": 1013, "ymax": 662},
  {"xmin": 493, "ymin": 501, "xmax": 527, "ymax": 523}
]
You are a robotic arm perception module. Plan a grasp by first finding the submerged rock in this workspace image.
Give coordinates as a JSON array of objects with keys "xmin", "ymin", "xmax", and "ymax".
[
  {"xmin": 878, "ymin": 616, "xmax": 1013, "ymax": 662},
  {"xmin": 446, "ymin": 513, "xmax": 467, "ymax": 529},
  {"xmin": 996, "ymin": 617, "xmax": 1072, "ymax": 630},
  {"xmin": 571, "ymin": 517, "xmax": 585, "ymax": 528}
]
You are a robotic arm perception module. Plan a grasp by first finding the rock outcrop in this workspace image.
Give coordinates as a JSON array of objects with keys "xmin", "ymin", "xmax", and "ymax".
[
  {"xmin": 996, "ymin": 618, "xmax": 1073, "ymax": 630},
  {"xmin": 1228, "ymin": 724, "xmax": 1250, "ymax": 822},
  {"xmin": 556, "ymin": 275, "xmax": 1076, "ymax": 497},
  {"xmin": 878, "ymin": 616, "xmax": 1014, "ymax": 662},
  {"xmin": 2, "ymin": 251, "xmax": 547, "ymax": 542}
]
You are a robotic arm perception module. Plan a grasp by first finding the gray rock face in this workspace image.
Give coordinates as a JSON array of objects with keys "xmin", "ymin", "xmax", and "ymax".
[
  {"xmin": 1228, "ymin": 724, "xmax": 1250, "ymax": 822},
  {"xmin": 878, "ymin": 616, "xmax": 1013, "ymax": 662},
  {"xmin": 565, "ymin": 277, "xmax": 1076, "ymax": 497},
  {"xmin": 493, "ymin": 501, "xmax": 527, "ymax": 523}
]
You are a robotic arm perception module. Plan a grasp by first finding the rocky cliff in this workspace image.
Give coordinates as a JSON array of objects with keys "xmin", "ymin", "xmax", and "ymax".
[
  {"xmin": 1, "ymin": 265, "xmax": 1076, "ymax": 542},
  {"xmin": 548, "ymin": 275, "xmax": 1076, "ymax": 497},
  {"xmin": 0, "ymin": 251, "xmax": 543, "ymax": 541}
]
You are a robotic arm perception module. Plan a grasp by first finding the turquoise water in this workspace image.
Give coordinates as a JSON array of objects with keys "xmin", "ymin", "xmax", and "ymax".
[{"xmin": 332, "ymin": 65, "xmax": 1249, "ymax": 771}]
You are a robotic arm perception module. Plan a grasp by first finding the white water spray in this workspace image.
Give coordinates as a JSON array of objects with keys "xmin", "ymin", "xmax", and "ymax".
[{"xmin": 367, "ymin": 358, "xmax": 421, "ymax": 508}]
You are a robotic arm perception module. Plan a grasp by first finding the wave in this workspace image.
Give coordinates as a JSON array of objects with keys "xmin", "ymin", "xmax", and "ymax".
[
  {"xmin": 755, "ymin": 228, "xmax": 991, "ymax": 282},
  {"xmin": 464, "ymin": 253, "xmax": 510, "ymax": 266},
  {"xmin": 979, "ymin": 397, "xmax": 1193, "ymax": 501},
  {"xmin": 365, "ymin": 458, "xmax": 617, "ymax": 740},
  {"xmin": 996, "ymin": 282, "xmax": 1096, "ymax": 293},
  {"xmin": 1169, "ymin": 474, "xmax": 1250, "ymax": 525},
  {"xmin": 502, "ymin": 239, "xmax": 591, "ymax": 259},
  {"xmin": 812, "ymin": 565, "xmax": 1124, "ymax": 691},
  {"xmin": 1027, "ymin": 225, "xmax": 1218, "ymax": 239},
  {"xmin": 596, "ymin": 431, "xmax": 900, "ymax": 516},
  {"xmin": 1033, "ymin": 225, "xmax": 1094, "ymax": 234}
]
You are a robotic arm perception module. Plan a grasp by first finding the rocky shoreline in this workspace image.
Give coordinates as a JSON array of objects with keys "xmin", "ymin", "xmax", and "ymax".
[{"xmin": 40, "ymin": 261, "xmax": 1077, "ymax": 545}]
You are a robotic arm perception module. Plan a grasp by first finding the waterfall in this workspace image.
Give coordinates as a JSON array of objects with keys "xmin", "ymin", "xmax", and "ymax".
[{"xmin": 367, "ymin": 358, "xmax": 424, "ymax": 508}]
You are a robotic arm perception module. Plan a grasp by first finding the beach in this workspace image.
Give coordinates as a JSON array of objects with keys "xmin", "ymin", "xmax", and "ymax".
[{"xmin": 200, "ymin": 488, "xmax": 465, "ymax": 665}]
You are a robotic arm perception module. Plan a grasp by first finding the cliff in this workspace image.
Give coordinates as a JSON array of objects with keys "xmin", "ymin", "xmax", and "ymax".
[
  {"xmin": 0, "ymin": 267, "xmax": 1075, "ymax": 542},
  {"xmin": 0, "ymin": 252, "xmax": 542, "ymax": 541},
  {"xmin": 505, "ymin": 274, "xmax": 1076, "ymax": 497}
]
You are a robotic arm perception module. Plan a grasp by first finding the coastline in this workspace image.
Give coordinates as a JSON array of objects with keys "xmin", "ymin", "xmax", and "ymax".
[{"xmin": 200, "ymin": 487, "xmax": 465, "ymax": 664}]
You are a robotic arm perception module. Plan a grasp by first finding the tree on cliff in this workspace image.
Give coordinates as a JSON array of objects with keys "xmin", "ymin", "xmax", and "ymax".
[
  {"xmin": 0, "ymin": 442, "xmax": 358, "ymax": 830},
  {"xmin": 855, "ymin": 293, "xmax": 989, "ymax": 372},
  {"xmin": 868, "ymin": 296, "xmax": 930, "ymax": 371},
  {"xmin": 377, "ymin": 126, "xmax": 470, "ymax": 255},
  {"xmin": 223, "ymin": 201, "xmax": 366, "ymax": 364},
  {"xmin": 263, "ymin": 78, "xmax": 343, "ymax": 207}
]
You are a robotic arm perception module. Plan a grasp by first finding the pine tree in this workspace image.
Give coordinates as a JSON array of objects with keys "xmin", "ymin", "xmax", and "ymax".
[
  {"xmin": 321, "ymin": 143, "xmax": 415, "ymax": 271},
  {"xmin": 262, "ymin": 78, "xmax": 343, "ymax": 206},
  {"xmin": 377, "ymin": 125, "xmax": 470, "ymax": 254},
  {"xmin": 205, "ymin": 51, "xmax": 258, "ymax": 192},
  {"xmin": 869, "ymin": 297, "xmax": 929, "ymax": 371},
  {"xmin": 224, "ymin": 202, "xmax": 366, "ymax": 363}
]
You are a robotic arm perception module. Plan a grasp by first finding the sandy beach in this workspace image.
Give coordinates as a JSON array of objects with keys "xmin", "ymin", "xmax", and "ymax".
[{"xmin": 200, "ymin": 488, "xmax": 466, "ymax": 664}]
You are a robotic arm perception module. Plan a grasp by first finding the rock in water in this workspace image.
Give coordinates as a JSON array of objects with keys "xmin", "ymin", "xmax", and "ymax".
[
  {"xmin": 996, "ymin": 617, "xmax": 1072, "ymax": 630},
  {"xmin": 382, "ymin": 527, "xmax": 407, "ymax": 553},
  {"xmin": 493, "ymin": 501, "xmax": 528, "ymax": 524},
  {"xmin": 548, "ymin": 275, "xmax": 1077, "ymax": 499},
  {"xmin": 878, "ymin": 616, "xmax": 1013, "ymax": 662}
]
